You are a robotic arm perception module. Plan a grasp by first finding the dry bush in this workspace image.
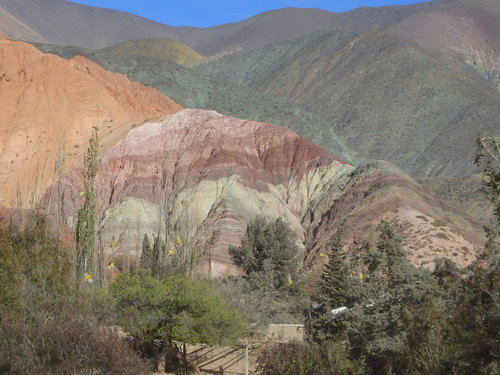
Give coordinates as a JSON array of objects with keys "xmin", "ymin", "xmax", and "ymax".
[
  {"xmin": 0, "ymin": 216, "xmax": 150, "ymax": 374},
  {"xmin": 257, "ymin": 341, "xmax": 364, "ymax": 375},
  {"xmin": 0, "ymin": 295, "xmax": 149, "ymax": 375}
]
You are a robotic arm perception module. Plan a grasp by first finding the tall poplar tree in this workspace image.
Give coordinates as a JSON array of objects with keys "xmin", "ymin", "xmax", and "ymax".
[{"xmin": 75, "ymin": 126, "xmax": 99, "ymax": 284}]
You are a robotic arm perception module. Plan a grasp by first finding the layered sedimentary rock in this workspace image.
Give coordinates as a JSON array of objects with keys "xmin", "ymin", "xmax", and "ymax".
[
  {"xmin": 0, "ymin": 36, "xmax": 181, "ymax": 208},
  {"xmin": 302, "ymin": 161, "xmax": 484, "ymax": 271},
  {"xmin": 46, "ymin": 109, "xmax": 350, "ymax": 276},
  {"xmin": 45, "ymin": 109, "xmax": 483, "ymax": 276},
  {"xmin": 33, "ymin": 42, "xmax": 356, "ymax": 164}
]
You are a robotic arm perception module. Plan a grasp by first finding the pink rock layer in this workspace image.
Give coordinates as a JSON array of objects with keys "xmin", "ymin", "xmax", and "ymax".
[{"xmin": 44, "ymin": 109, "xmax": 483, "ymax": 276}]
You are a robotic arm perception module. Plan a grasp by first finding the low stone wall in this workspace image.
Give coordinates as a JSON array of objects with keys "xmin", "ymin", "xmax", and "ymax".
[
  {"xmin": 185, "ymin": 324, "xmax": 304, "ymax": 375},
  {"xmin": 187, "ymin": 344, "xmax": 261, "ymax": 375}
]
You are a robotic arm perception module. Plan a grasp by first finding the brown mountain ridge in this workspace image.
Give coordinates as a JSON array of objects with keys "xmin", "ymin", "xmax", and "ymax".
[
  {"xmin": 0, "ymin": 0, "xmax": 430, "ymax": 53},
  {"xmin": 196, "ymin": 28, "xmax": 500, "ymax": 178}
]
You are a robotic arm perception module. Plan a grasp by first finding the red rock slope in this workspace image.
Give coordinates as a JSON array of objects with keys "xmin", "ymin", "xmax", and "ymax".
[
  {"xmin": 0, "ymin": 34, "xmax": 181, "ymax": 208},
  {"xmin": 45, "ymin": 109, "xmax": 484, "ymax": 276}
]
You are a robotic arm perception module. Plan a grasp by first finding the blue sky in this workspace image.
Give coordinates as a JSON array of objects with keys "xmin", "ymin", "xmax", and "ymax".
[{"xmin": 69, "ymin": 0, "xmax": 429, "ymax": 27}]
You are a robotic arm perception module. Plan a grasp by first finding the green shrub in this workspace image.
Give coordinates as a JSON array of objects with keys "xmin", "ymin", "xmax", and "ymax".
[
  {"xmin": 111, "ymin": 270, "xmax": 246, "ymax": 371},
  {"xmin": 0, "ymin": 217, "xmax": 148, "ymax": 374}
]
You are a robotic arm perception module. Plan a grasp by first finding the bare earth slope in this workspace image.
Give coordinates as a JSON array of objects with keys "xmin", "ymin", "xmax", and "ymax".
[
  {"xmin": 197, "ymin": 30, "xmax": 500, "ymax": 178},
  {"xmin": 44, "ymin": 110, "xmax": 484, "ymax": 275},
  {"xmin": 180, "ymin": 4, "xmax": 429, "ymax": 56},
  {"xmin": 0, "ymin": 35, "xmax": 181, "ymax": 208},
  {"xmin": 1, "ymin": 0, "xmax": 496, "ymax": 68},
  {"xmin": 419, "ymin": 174, "xmax": 494, "ymax": 223},
  {"xmin": 0, "ymin": 0, "xmax": 191, "ymax": 50},
  {"xmin": 395, "ymin": 0, "xmax": 500, "ymax": 90},
  {"xmin": 0, "ymin": 5, "xmax": 46, "ymax": 42}
]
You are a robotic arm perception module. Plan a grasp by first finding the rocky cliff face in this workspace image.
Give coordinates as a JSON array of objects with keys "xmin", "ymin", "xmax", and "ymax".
[
  {"xmin": 0, "ymin": 36, "xmax": 181, "ymax": 209},
  {"xmin": 45, "ymin": 110, "xmax": 484, "ymax": 276}
]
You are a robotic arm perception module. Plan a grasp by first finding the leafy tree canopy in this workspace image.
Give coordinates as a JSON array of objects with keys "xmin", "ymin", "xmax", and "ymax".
[{"xmin": 111, "ymin": 269, "xmax": 245, "ymax": 346}]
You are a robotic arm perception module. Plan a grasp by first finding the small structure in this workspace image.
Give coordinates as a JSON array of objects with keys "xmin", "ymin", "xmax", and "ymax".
[{"xmin": 331, "ymin": 306, "xmax": 348, "ymax": 317}]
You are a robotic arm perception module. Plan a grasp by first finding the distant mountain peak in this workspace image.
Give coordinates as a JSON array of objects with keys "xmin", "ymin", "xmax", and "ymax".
[{"xmin": 0, "ymin": 0, "xmax": 428, "ymax": 53}]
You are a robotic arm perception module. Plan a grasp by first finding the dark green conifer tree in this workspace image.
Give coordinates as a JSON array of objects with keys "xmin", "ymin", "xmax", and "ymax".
[
  {"xmin": 151, "ymin": 234, "xmax": 163, "ymax": 277},
  {"xmin": 140, "ymin": 234, "xmax": 152, "ymax": 269},
  {"xmin": 228, "ymin": 217, "xmax": 306, "ymax": 322},
  {"xmin": 318, "ymin": 231, "xmax": 356, "ymax": 308},
  {"xmin": 310, "ymin": 230, "xmax": 362, "ymax": 343},
  {"xmin": 229, "ymin": 217, "xmax": 298, "ymax": 291}
]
